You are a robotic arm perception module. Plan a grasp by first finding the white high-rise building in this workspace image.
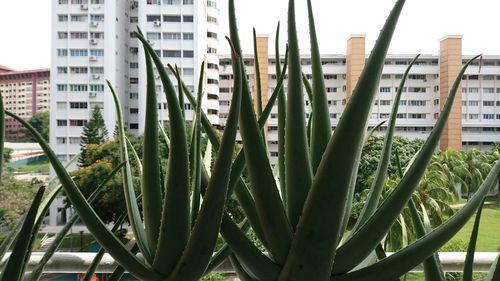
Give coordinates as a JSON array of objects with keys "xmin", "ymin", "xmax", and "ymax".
[
  {"xmin": 50, "ymin": 0, "xmax": 219, "ymax": 165},
  {"xmin": 49, "ymin": 0, "xmax": 219, "ymax": 226}
]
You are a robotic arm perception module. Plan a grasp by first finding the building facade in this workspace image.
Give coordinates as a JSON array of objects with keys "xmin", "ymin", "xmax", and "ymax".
[
  {"xmin": 50, "ymin": 0, "xmax": 219, "ymax": 166},
  {"xmin": 219, "ymin": 35, "xmax": 500, "ymax": 165},
  {"xmin": 0, "ymin": 67, "xmax": 50, "ymax": 140}
]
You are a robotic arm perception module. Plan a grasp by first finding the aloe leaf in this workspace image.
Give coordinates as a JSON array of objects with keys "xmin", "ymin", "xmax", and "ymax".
[
  {"xmin": 5, "ymin": 111, "xmax": 158, "ymax": 280},
  {"xmin": 219, "ymin": 212, "xmax": 280, "ymax": 280},
  {"xmin": 205, "ymin": 220, "xmax": 250, "ymax": 273},
  {"xmin": 307, "ymin": 0, "xmax": 331, "ymax": 174},
  {"xmin": 230, "ymin": 254, "xmax": 260, "ymax": 281},
  {"xmin": 136, "ymin": 30, "xmax": 190, "ymax": 276},
  {"xmin": 107, "ymin": 243, "xmax": 140, "ymax": 281},
  {"xmin": 203, "ymin": 140, "xmax": 212, "ymax": 176},
  {"xmin": 190, "ymin": 63, "xmax": 205, "ymax": 228},
  {"xmin": 82, "ymin": 212, "xmax": 128, "ymax": 281},
  {"xmin": 463, "ymin": 199, "xmax": 486, "ymax": 281},
  {"xmin": 107, "ymin": 81, "xmax": 152, "ymax": 263},
  {"xmin": 280, "ymin": 1, "xmax": 406, "ymax": 279},
  {"xmin": 485, "ymin": 254, "xmax": 500, "ymax": 281},
  {"xmin": 0, "ymin": 187, "xmax": 44, "ymax": 281},
  {"xmin": 0, "ymin": 215, "xmax": 23, "ymax": 263},
  {"xmin": 335, "ymin": 159, "xmax": 500, "ymax": 281},
  {"xmin": 228, "ymin": 0, "xmax": 292, "ymax": 265},
  {"xmin": 364, "ymin": 120, "xmax": 387, "ymax": 144},
  {"xmin": 125, "ymin": 136, "xmax": 142, "ymax": 176},
  {"xmin": 332, "ymin": 55, "xmax": 480, "ymax": 274},
  {"xmin": 27, "ymin": 162, "xmax": 126, "ymax": 281},
  {"xmin": 141, "ymin": 50, "xmax": 163, "ymax": 254},
  {"xmin": 167, "ymin": 38, "xmax": 243, "ymax": 281},
  {"xmin": 275, "ymin": 22, "xmax": 287, "ymax": 206},
  {"xmin": 285, "ymin": 0, "xmax": 315, "ymax": 233},
  {"xmin": 351, "ymin": 54, "xmax": 420, "ymax": 236},
  {"xmin": 253, "ymin": 28, "xmax": 263, "ymax": 118}
]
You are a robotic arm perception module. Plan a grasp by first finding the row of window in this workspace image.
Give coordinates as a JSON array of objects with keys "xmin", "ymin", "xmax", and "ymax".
[
  {"xmin": 143, "ymin": 32, "xmax": 194, "ymax": 40},
  {"xmin": 462, "ymin": 75, "xmax": 500, "ymax": 81},
  {"xmin": 58, "ymin": 0, "xmax": 104, "ymax": 5},
  {"xmin": 57, "ymin": 66, "xmax": 103, "ymax": 74},
  {"xmin": 57, "ymin": 14, "xmax": 104, "ymax": 22},
  {"xmin": 462, "ymin": 100, "xmax": 500, "ymax": 106},
  {"xmin": 462, "ymin": 87, "xmax": 500, "ymax": 94},
  {"xmin": 463, "ymin": 127, "xmax": 500, "ymax": 132},
  {"xmin": 56, "ymin": 84, "xmax": 104, "ymax": 92},
  {"xmin": 146, "ymin": 14, "xmax": 194, "ymax": 23},
  {"xmin": 57, "ymin": 49, "xmax": 104, "ymax": 57},
  {"xmin": 57, "ymin": 32, "xmax": 104, "ymax": 39},
  {"xmin": 56, "ymin": 137, "xmax": 82, "ymax": 145},
  {"xmin": 56, "ymin": 119, "xmax": 88, "ymax": 126},
  {"xmin": 146, "ymin": 0, "xmax": 193, "ymax": 5},
  {"xmin": 462, "ymin": 114, "xmax": 500, "ymax": 120}
]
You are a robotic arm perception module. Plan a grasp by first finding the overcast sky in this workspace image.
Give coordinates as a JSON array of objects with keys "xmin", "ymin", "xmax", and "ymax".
[{"xmin": 1, "ymin": 0, "xmax": 499, "ymax": 70}]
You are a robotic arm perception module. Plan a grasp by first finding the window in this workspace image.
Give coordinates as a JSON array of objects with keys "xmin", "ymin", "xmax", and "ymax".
[
  {"xmin": 164, "ymin": 32, "xmax": 181, "ymax": 40},
  {"xmin": 220, "ymin": 101, "xmax": 230, "ymax": 106},
  {"xmin": 130, "ymin": 62, "xmax": 138, "ymax": 69},
  {"xmin": 207, "ymin": 79, "xmax": 218, "ymax": 85},
  {"xmin": 130, "ymin": 123, "xmax": 139, "ymax": 129},
  {"xmin": 70, "ymin": 67, "xmax": 88, "ymax": 74},
  {"xmin": 57, "ymin": 67, "xmax": 68, "ymax": 74},
  {"xmin": 409, "ymin": 114, "xmax": 426, "ymax": 119},
  {"xmin": 408, "ymin": 87, "xmax": 426, "ymax": 93},
  {"xmin": 69, "ymin": 84, "xmax": 88, "ymax": 91},
  {"xmin": 326, "ymin": 87, "xmax": 337, "ymax": 93},
  {"xmin": 408, "ymin": 74, "xmax": 426, "ymax": 80},
  {"xmin": 163, "ymin": 50, "xmax": 181, "ymax": 57},
  {"xmin": 58, "ymin": 15, "xmax": 68, "ymax": 22},
  {"xmin": 59, "ymin": 0, "xmax": 68, "ymax": 4},
  {"xmin": 70, "ymin": 15, "xmax": 87, "ymax": 22},
  {"xmin": 379, "ymin": 87, "xmax": 391, "ymax": 93},
  {"xmin": 57, "ymin": 120, "xmax": 68, "ymax": 126},
  {"xmin": 57, "ymin": 102, "xmax": 67, "ymax": 110},
  {"xmin": 91, "ymin": 0, "xmax": 104, "ymax": 4},
  {"xmin": 183, "ymin": 15, "xmax": 193, "ymax": 22},
  {"xmin": 130, "ymin": 17, "xmax": 138, "ymax": 23},
  {"xmin": 469, "ymin": 114, "xmax": 479, "ymax": 119},
  {"xmin": 468, "ymin": 100, "xmax": 479, "ymax": 106},
  {"xmin": 380, "ymin": 100, "xmax": 391, "ymax": 106},
  {"xmin": 207, "ymin": 16, "xmax": 217, "ymax": 24},
  {"xmin": 484, "ymin": 114, "xmax": 495, "ymax": 120},
  {"xmin": 70, "ymin": 32, "xmax": 88, "ymax": 39},
  {"xmin": 147, "ymin": 32, "xmax": 161, "ymax": 40},
  {"xmin": 483, "ymin": 75, "xmax": 495, "ymax": 80},
  {"xmin": 163, "ymin": 15, "xmax": 181, "ymax": 22},
  {"xmin": 207, "ymin": 63, "xmax": 218, "ymax": 70},
  {"xmin": 57, "ymin": 49, "xmax": 68, "ymax": 57},
  {"xmin": 207, "ymin": 32, "xmax": 217, "ymax": 39},
  {"xmin": 381, "ymin": 74, "xmax": 391, "ymax": 79},
  {"xmin": 90, "ymin": 32, "xmax": 104, "ymax": 39},
  {"xmin": 58, "ymin": 32, "xmax": 68, "ymax": 39},
  {"xmin": 183, "ymin": 0, "xmax": 193, "ymax": 4},
  {"xmin": 90, "ymin": 49, "xmax": 104, "ymax": 56},
  {"xmin": 324, "ymin": 74, "xmax": 337, "ymax": 80},
  {"xmin": 69, "ymin": 137, "xmax": 81, "ymax": 144},
  {"xmin": 147, "ymin": 15, "xmax": 161, "ymax": 22},
  {"xmin": 483, "ymin": 101, "xmax": 494, "ymax": 106},
  {"xmin": 70, "ymin": 102, "xmax": 88, "ymax": 109},
  {"xmin": 57, "ymin": 84, "xmax": 68, "ymax": 91},
  {"xmin": 380, "ymin": 113, "xmax": 390, "ymax": 119},
  {"xmin": 70, "ymin": 120, "xmax": 87, "ymax": 126},
  {"xmin": 330, "ymin": 113, "xmax": 337, "ymax": 119},
  {"xmin": 183, "ymin": 33, "xmax": 194, "ymax": 40},
  {"xmin": 483, "ymin": 88, "xmax": 495, "ymax": 93},
  {"xmin": 70, "ymin": 49, "xmax": 88, "ymax": 56},
  {"xmin": 468, "ymin": 87, "xmax": 479, "ymax": 93},
  {"xmin": 71, "ymin": 0, "xmax": 88, "ymax": 3},
  {"xmin": 130, "ymin": 108, "xmax": 139, "ymax": 114},
  {"xmin": 408, "ymin": 100, "xmax": 427, "ymax": 106},
  {"xmin": 130, "ymin": 92, "xmax": 139, "ymax": 99},
  {"xmin": 90, "ymin": 67, "xmax": 104, "ymax": 74},
  {"xmin": 182, "ymin": 68, "xmax": 194, "ymax": 75},
  {"xmin": 90, "ymin": 84, "xmax": 104, "ymax": 92},
  {"xmin": 130, "ymin": 78, "xmax": 139, "ymax": 84},
  {"xmin": 183, "ymin": 50, "xmax": 194, "ymax": 58},
  {"xmin": 207, "ymin": 0, "xmax": 216, "ymax": 8},
  {"xmin": 397, "ymin": 113, "xmax": 406, "ymax": 119},
  {"xmin": 207, "ymin": 47, "xmax": 217, "ymax": 54},
  {"xmin": 163, "ymin": 0, "xmax": 179, "ymax": 4}
]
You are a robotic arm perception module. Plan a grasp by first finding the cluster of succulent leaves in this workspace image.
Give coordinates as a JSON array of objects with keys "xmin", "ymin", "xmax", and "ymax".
[{"xmin": 1, "ymin": 0, "xmax": 500, "ymax": 280}]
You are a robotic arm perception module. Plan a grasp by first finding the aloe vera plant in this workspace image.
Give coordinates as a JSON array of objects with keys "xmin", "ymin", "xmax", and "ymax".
[{"xmin": 215, "ymin": 0, "xmax": 500, "ymax": 280}]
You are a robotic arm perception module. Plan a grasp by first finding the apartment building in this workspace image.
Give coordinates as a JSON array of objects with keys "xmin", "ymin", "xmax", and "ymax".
[
  {"xmin": 219, "ymin": 35, "xmax": 500, "ymax": 165},
  {"xmin": 0, "ymin": 67, "xmax": 50, "ymax": 140},
  {"xmin": 51, "ymin": 0, "xmax": 219, "ymax": 165}
]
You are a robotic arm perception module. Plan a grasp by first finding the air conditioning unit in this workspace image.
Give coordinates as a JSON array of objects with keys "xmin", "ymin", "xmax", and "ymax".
[
  {"xmin": 80, "ymin": 4, "xmax": 88, "ymax": 10},
  {"xmin": 89, "ymin": 56, "xmax": 98, "ymax": 61},
  {"xmin": 92, "ymin": 74, "xmax": 100, "ymax": 80},
  {"xmin": 130, "ymin": 0, "xmax": 138, "ymax": 9},
  {"xmin": 90, "ymin": 38, "xmax": 98, "ymax": 45},
  {"xmin": 90, "ymin": 21, "xmax": 98, "ymax": 27},
  {"xmin": 342, "ymin": 74, "xmax": 347, "ymax": 79},
  {"xmin": 153, "ymin": 20, "xmax": 161, "ymax": 27},
  {"xmin": 89, "ymin": 92, "xmax": 97, "ymax": 97}
]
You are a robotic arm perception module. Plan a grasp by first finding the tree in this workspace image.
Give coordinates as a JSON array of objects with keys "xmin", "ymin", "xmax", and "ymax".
[
  {"xmin": 79, "ymin": 106, "xmax": 108, "ymax": 166},
  {"xmin": 21, "ymin": 111, "xmax": 49, "ymax": 142}
]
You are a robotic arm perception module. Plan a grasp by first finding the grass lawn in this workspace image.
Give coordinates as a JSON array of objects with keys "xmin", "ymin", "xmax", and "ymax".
[
  {"xmin": 446, "ymin": 204, "xmax": 500, "ymax": 252},
  {"xmin": 11, "ymin": 161, "xmax": 49, "ymax": 173}
]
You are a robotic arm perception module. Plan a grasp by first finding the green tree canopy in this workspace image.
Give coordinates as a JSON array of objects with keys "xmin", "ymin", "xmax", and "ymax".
[
  {"xmin": 20, "ymin": 111, "xmax": 49, "ymax": 142},
  {"xmin": 79, "ymin": 106, "xmax": 108, "ymax": 166}
]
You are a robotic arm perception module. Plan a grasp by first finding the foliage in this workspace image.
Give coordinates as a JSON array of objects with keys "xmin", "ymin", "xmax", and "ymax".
[
  {"xmin": 0, "ymin": 176, "xmax": 38, "ymax": 229},
  {"xmin": 79, "ymin": 106, "xmax": 108, "ymax": 167},
  {"xmin": 200, "ymin": 272, "xmax": 225, "ymax": 281},
  {"xmin": 19, "ymin": 111, "xmax": 49, "ymax": 142},
  {"xmin": 357, "ymin": 135, "xmax": 424, "ymax": 192}
]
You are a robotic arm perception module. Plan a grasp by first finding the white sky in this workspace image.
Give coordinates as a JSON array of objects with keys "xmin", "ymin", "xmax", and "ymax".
[{"xmin": 1, "ymin": 0, "xmax": 500, "ymax": 70}]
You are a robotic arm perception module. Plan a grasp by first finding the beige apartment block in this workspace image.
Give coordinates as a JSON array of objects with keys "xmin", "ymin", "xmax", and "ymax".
[
  {"xmin": 346, "ymin": 35, "xmax": 366, "ymax": 101},
  {"xmin": 440, "ymin": 36, "xmax": 463, "ymax": 150}
]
